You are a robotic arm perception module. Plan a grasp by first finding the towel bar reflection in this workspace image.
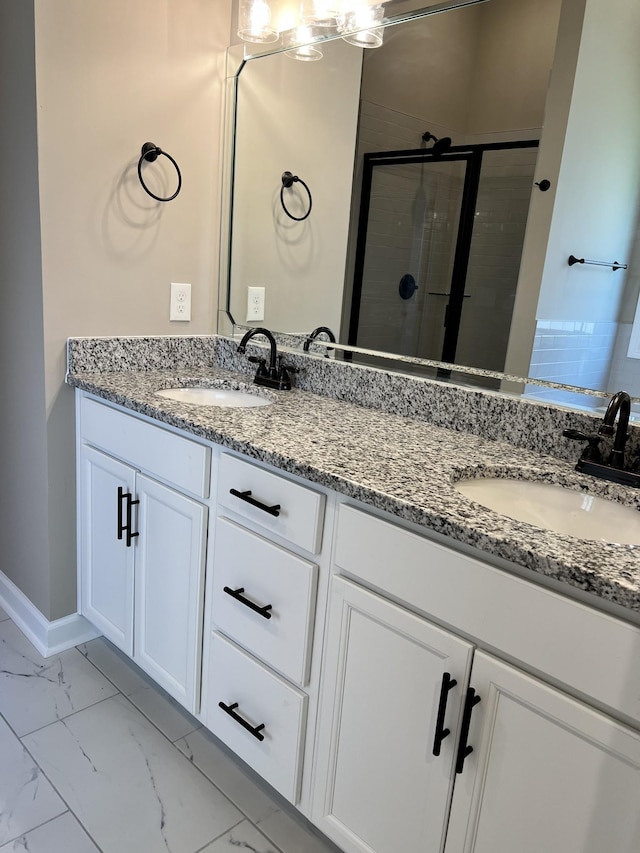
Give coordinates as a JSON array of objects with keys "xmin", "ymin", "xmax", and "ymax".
[{"xmin": 568, "ymin": 255, "xmax": 627, "ymax": 272}]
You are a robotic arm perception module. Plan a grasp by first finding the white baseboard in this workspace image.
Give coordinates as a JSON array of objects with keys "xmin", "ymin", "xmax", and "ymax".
[{"xmin": 0, "ymin": 570, "xmax": 100, "ymax": 657}]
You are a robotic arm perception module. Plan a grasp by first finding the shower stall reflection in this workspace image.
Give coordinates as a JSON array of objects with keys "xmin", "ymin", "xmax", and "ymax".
[{"xmin": 347, "ymin": 141, "xmax": 539, "ymax": 374}]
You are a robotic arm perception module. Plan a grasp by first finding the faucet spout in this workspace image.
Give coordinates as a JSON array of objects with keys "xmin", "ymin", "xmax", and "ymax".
[
  {"xmin": 303, "ymin": 326, "xmax": 337, "ymax": 355},
  {"xmin": 237, "ymin": 327, "xmax": 278, "ymax": 375},
  {"xmin": 599, "ymin": 390, "xmax": 631, "ymax": 468}
]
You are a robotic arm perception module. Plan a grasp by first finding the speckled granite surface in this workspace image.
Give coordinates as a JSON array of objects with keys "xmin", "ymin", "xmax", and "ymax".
[{"xmin": 67, "ymin": 335, "xmax": 640, "ymax": 617}]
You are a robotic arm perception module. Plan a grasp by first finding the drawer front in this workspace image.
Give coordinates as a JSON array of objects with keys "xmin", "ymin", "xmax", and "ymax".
[
  {"xmin": 213, "ymin": 518, "xmax": 317, "ymax": 685},
  {"xmin": 80, "ymin": 395, "xmax": 210, "ymax": 498},
  {"xmin": 217, "ymin": 453, "xmax": 325, "ymax": 553},
  {"xmin": 206, "ymin": 632, "xmax": 307, "ymax": 804},
  {"xmin": 335, "ymin": 503, "xmax": 640, "ymax": 726}
]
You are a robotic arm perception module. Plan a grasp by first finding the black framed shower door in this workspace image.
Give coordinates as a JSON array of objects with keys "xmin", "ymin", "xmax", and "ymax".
[{"xmin": 348, "ymin": 140, "xmax": 539, "ymax": 371}]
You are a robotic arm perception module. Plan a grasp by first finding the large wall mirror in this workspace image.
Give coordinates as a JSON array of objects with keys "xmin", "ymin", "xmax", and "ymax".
[{"xmin": 220, "ymin": 0, "xmax": 640, "ymax": 412}]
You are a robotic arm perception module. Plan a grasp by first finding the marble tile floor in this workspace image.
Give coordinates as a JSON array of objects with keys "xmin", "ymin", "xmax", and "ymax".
[{"xmin": 0, "ymin": 607, "xmax": 340, "ymax": 853}]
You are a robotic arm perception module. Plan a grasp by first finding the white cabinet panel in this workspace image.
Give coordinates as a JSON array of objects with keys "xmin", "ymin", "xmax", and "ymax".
[
  {"xmin": 80, "ymin": 396, "xmax": 211, "ymax": 498},
  {"xmin": 212, "ymin": 518, "xmax": 318, "ymax": 685},
  {"xmin": 446, "ymin": 652, "xmax": 640, "ymax": 853},
  {"xmin": 335, "ymin": 504, "xmax": 640, "ymax": 726},
  {"xmin": 313, "ymin": 577, "xmax": 474, "ymax": 853},
  {"xmin": 206, "ymin": 632, "xmax": 307, "ymax": 804},
  {"xmin": 80, "ymin": 446, "xmax": 135, "ymax": 655},
  {"xmin": 134, "ymin": 475, "xmax": 207, "ymax": 713}
]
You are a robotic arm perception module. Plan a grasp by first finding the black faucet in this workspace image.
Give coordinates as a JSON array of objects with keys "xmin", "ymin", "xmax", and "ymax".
[
  {"xmin": 563, "ymin": 390, "xmax": 639, "ymax": 487},
  {"xmin": 303, "ymin": 326, "xmax": 336, "ymax": 356},
  {"xmin": 237, "ymin": 327, "xmax": 295, "ymax": 390},
  {"xmin": 598, "ymin": 390, "xmax": 630, "ymax": 468}
]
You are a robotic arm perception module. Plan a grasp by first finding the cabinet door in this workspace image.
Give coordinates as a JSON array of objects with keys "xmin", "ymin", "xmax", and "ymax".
[
  {"xmin": 446, "ymin": 651, "xmax": 640, "ymax": 853},
  {"xmin": 134, "ymin": 474, "xmax": 207, "ymax": 713},
  {"xmin": 80, "ymin": 446, "xmax": 135, "ymax": 655},
  {"xmin": 312, "ymin": 577, "xmax": 474, "ymax": 853}
]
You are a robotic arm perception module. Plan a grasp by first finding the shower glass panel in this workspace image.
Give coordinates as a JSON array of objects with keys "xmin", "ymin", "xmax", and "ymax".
[
  {"xmin": 455, "ymin": 147, "xmax": 539, "ymax": 371},
  {"xmin": 349, "ymin": 142, "xmax": 538, "ymax": 372},
  {"xmin": 351, "ymin": 157, "xmax": 468, "ymax": 359}
]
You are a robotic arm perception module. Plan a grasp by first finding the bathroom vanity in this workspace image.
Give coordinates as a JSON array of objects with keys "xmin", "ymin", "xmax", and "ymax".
[{"xmin": 68, "ymin": 337, "xmax": 640, "ymax": 853}]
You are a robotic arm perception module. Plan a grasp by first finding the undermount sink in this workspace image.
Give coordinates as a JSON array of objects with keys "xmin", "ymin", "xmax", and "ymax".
[
  {"xmin": 455, "ymin": 477, "xmax": 640, "ymax": 545},
  {"xmin": 156, "ymin": 386, "xmax": 272, "ymax": 408}
]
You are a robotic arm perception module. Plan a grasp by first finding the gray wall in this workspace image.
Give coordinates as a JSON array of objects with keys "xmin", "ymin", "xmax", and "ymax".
[
  {"xmin": 1, "ymin": 0, "xmax": 232, "ymax": 622},
  {"xmin": 0, "ymin": 1, "xmax": 52, "ymax": 616}
]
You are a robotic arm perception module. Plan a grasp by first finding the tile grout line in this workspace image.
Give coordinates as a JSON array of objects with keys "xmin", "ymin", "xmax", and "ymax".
[{"xmin": 3, "ymin": 627, "xmax": 324, "ymax": 853}]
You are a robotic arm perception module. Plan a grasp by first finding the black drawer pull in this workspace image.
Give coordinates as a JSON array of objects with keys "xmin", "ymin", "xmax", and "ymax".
[
  {"xmin": 117, "ymin": 487, "xmax": 139, "ymax": 547},
  {"xmin": 218, "ymin": 701, "xmax": 265, "ymax": 741},
  {"xmin": 229, "ymin": 488, "xmax": 281, "ymax": 517},
  {"xmin": 223, "ymin": 586, "xmax": 273, "ymax": 619},
  {"xmin": 455, "ymin": 687, "xmax": 481, "ymax": 774},
  {"xmin": 432, "ymin": 672, "xmax": 458, "ymax": 756}
]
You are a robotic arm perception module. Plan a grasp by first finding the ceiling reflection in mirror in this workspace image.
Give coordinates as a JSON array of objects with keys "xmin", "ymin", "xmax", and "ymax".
[{"xmin": 223, "ymin": 0, "xmax": 640, "ymax": 411}]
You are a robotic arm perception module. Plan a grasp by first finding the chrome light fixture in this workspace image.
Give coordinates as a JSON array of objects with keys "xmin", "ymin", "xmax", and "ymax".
[
  {"xmin": 283, "ymin": 23, "xmax": 324, "ymax": 60},
  {"xmin": 238, "ymin": 0, "xmax": 279, "ymax": 43},
  {"xmin": 299, "ymin": 0, "xmax": 341, "ymax": 27},
  {"xmin": 338, "ymin": 3, "xmax": 385, "ymax": 48}
]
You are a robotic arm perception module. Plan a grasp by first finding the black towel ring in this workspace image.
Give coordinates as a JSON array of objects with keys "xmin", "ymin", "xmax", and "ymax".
[
  {"xmin": 280, "ymin": 171, "xmax": 312, "ymax": 221},
  {"xmin": 137, "ymin": 142, "xmax": 182, "ymax": 202}
]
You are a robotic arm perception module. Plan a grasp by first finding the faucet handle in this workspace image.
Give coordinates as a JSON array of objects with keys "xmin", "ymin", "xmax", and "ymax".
[
  {"xmin": 275, "ymin": 356, "xmax": 298, "ymax": 390},
  {"xmin": 248, "ymin": 356, "xmax": 268, "ymax": 377},
  {"xmin": 562, "ymin": 428, "xmax": 603, "ymax": 462}
]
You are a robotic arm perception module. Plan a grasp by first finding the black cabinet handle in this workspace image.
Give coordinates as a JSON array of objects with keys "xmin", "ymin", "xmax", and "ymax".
[
  {"xmin": 229, "ymin": 488, "xmax": 281, "ymax": 517},
  {"xmin": 455, "ymin": 687, "xmax": 481, "ymax": 774},
  {"xmin": 126, "ymin": 493, "xmax": 139, "ymax": 548},
  {"xmin": 432, "ymin": 672, "xmax": 458, "ymax": 756},
  {"xmin": 117, "ymin": 487, "xmax": 139, "ymax": 547},
  {"xmin": 117, "ymin": 486, "xmax": 126, "ymax": 540},
  {"xmin": 223, "ymin": 586, "xmax": 273, "ymax": 619},
  {"xmin": 218, "ymin": 701, "xmax": 265, "ymax": 741}
]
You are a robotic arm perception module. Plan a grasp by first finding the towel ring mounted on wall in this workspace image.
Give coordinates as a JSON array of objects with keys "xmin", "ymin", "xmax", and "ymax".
[
  {"xmin": 280, "ymin": 171, "xmax": 312, "ymax": 221},
  {"xmin": 137, "ymin": 142, "xmax": 182, "ymax": 202}
]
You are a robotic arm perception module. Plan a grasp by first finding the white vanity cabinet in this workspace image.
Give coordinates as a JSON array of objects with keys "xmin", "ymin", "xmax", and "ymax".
[
  {"xmin": 77, "ymin": 395, "xmax": 210, "ymax": 713},
  {"xmin": 204, "ymin": 452, "xmax": 327, "ymax": 805},
  {"xmin": 312, "ymin": 504, "xmax": 640, "ymax": 853},
  {"xmin": 446, "ymin": 651, "xmax": 640, "ymax": 853},
  {"xmin": 313, "ymin": 575, "xmax": 474, "ymax": 853}
]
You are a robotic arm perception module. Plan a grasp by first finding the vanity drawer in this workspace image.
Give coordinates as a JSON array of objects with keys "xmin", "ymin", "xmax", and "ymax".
[
  {"xmin": 206, "ymin": 632, "xmax": 307, "ymax": 804},
  {"xmin": 80, "ymin": 396, "xmax": 211, "ymax": 498},
  {"xmin": 217, "ymin": 453, "xmax": 325, "ymax": 553},
  {"xmin": 212, "ymin": 518, "xmax": 317, "ymax": 685}
]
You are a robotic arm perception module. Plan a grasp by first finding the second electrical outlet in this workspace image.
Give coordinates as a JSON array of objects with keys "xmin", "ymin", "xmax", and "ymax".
[
  {"xmin": 247, "ymin": 286, "xmax": 265, "ymax": 322},
  {"xmin": 170, "ymin": 282, "xmax": 191, "ymax": 321}
]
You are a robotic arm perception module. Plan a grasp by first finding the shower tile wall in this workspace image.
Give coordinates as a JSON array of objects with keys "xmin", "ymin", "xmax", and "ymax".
[
  {"xmin": 354, "ymin": 102, "xmax": 538, "ymax": 369},
  {"xmin": 526, "ymin": 319, "xmax": 618, "ymax": 404},
  {"xmin": 456, "ymin": 148, "xmax": 538, "ymax": 371},
  {"xmin": 355, "ymin": 102, "xmax": 458, "ymax": 357},
  {"xmin": 600, "ymin": 323, "xmax": 640, "ymax": 397}
]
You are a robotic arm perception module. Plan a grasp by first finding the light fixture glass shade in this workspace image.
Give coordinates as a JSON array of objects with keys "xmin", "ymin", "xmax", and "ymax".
[
  {"xmin": 299, "ymin": 0, "xmax": 340, "ymax": 27},
  {"xmin": 338, "ymin": 3, "xmax": 385, "ymax": 48},
  {"xmin": 283, "ymin": 24, "xmax": 324, "ymax": 60},
  {"xmin": 238, "ymin": 0, "xmax": 279, "ymax": 43}
]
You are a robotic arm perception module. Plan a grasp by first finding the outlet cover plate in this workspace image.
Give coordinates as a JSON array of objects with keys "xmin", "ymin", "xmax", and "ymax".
[{"xmin": 170, "ymin": 282, "xmax": 191, "ymax": 322}]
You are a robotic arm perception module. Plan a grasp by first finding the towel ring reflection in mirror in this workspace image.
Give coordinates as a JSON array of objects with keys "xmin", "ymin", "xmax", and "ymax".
[
  {"xmin": 280, "ymin": 171, "xmax": 313, "ymax": 221},
  {"xmin": 137, "ymin": 142, "xmax": 182, "ymax": 202}
]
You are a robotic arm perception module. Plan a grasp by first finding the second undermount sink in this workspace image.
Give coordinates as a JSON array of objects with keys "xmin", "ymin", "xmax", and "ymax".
[
  {"xmin": 156, "ymin": 385, "xmax": 272, "ymax": 408},
  {"xmin": 455, "ymin": 477, "xmax": 640, "ymax": 545}
]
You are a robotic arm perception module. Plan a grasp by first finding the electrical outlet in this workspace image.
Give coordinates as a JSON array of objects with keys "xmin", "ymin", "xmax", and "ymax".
[
  {"xmin": 170, "ymin": 282, "xmax": 191, "ymax": 321},
  {"xmin": 246, "ymin": 286, "xmax": 265, "ymax": 322}
]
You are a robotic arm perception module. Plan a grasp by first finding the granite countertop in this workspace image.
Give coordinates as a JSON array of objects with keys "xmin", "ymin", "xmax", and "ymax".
[{"xmin": 67, "ymin": 365, "xmax": 640, "ymax": 617}]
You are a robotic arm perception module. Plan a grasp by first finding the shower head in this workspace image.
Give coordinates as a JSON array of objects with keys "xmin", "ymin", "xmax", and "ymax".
[{"xmin": 422, "ymin": 131, "xmax": 452, "ymax": 157}]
